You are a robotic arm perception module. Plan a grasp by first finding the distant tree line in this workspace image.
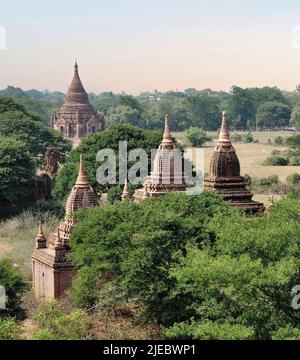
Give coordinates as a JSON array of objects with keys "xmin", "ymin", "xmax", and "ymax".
[{"xmin": 2, "ymin": 84, "xmax": 300, "ymax": 131}]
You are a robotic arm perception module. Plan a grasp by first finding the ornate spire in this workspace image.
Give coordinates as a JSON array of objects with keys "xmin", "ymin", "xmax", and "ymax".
[
  {"xmin": 121, "ymin": 179, "xmax": 130, "ymax": 201},
  {"xmin": 65, "ymin": 61, "xmax": 87, "ymax": 102},
  {"xmin": 76, "ymin": 154, "xmax": 89, "ymax": 187},
  {"xmin": 36, "ymin": 223, "xmax": 47, "ymax": 249},
  {"xmin": 218, "ymin": 111, "xmax": 231, "ymax": 145},
  {"xmin": 162, "ymin": 114, "xmax": 173, "ymax": 145}
]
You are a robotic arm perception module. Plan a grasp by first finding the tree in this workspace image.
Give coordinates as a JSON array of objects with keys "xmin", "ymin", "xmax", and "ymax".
[
  {"xmin": 0, "ymin": 107, "xmax": 71, "ymax": 165},
  {"xmin": 53, "ymin": 125, "xmax": 165, "ymax": 198},
  {"xmin": 187, "ymin": 96, "xmax": 221, "ymax": 130},
  {"xmin": 185, "ymin": 128, "xmax": 212, "ymax": 147},
  {"xmin": 256, "ymin": 102, "xmax": 291, "ymax": 129},
  {"xmin": 166, "ymin": 193, "xmax": 300, "ymax": 339},
  {"xmin": 106, "ymin": 105, "xmax": 140, "ymax": 127},
  {"xmin": 69, "ymin": 192, "xmax": 234, "ymax": 325},
  {"xmin": 0, "ymin": 136, "xmax": 35, "ymax": 217},
  {"xmin": 291, "ymin": 105, "xmax": 300, "ymax": 130},
  {"xmin": 0, "ymin": 259, "xmax": 28, "ymax": 318}
]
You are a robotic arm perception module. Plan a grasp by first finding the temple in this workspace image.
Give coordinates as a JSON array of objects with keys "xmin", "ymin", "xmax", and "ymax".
[
  {"xmin": 133, "ymin": 114, "xmax": 188, "ymax": 201},
  {"xmin": 32, "ymin": 155, "xmax": 98, "ymax": 299},
  {"xmin": 50, "ymin": 61, "xmax": 104, "ymax": 139},
  {"xmin": 204, "ymin": 111, "xmax": 265, "ymax": 215}
]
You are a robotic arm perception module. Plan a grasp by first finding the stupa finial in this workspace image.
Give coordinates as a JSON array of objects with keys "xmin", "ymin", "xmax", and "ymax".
[
  {"xmin": 36, "ymin": 222, "xmax": 47, "ymax": 249},
  {"xmin": 76, "ymin": 154, "xmax": 89, "ymax": 186},
  {"xmin": 218, "ymin": 111, "xmax": 231, "ymax": 144},
  {"xmin": 162, "ymin": 114, "xmax": 173, "ymax": 145},
  {"xmin": 121, "ymin": 179, "xmax": 130, "ymax": 201}
]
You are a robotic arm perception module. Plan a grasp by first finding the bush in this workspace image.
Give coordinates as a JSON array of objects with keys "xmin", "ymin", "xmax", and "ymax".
[
  {"xmin": 271, "ymin": 149, "xmax": 281, "ymax": 156},
  {"xmin": 185, "ymin": 128, "xmax": 212, "ymax": 147},
  {"xmin": 286, "ymin": 173, "xmax": 300, "ymax": 185},
  {"xmin": 263, "ymin": 156, "xmax": 289, "ymax": 166},
  {"xmin": 274, "ymin": 136, "xmax": 284, "ymax": 145},
  {"xmin": 0, "ymin": 259, "xmax": 28, "ymax": 318},
  {"xmin": 288, "ymin": 156, "xmax": 300, "ymax": 166},
  {"xmin": 164, "ymin": 321, "xmax": 254, "ymax": 340},
  {"xmin": 107, "ymin": 186, "xmax": 123, "ymax": 204},
  {"xmin": 69, "ymin": 192, "xmax": 234, "ymax": 326},
  {"xmin": 33, "ymin": 300, "xmax": 89, "ymax": 340},
  {"xmin": 0, "ymin": 318, "xmax": 22, "ymax": 340},
  {"xmin": 230, "ymin": 133, "xmax": 242, "ymax": 143},
  {"xmin": 242, "ymin": 132, "xmax": 255, "ymax": 143}
]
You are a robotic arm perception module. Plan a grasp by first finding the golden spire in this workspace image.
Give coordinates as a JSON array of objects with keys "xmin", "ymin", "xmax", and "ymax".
[
  {"xmin": 76, "ymin": 154, "xmax": 89, "ymax": 187},
  {"xmin": 162, "ymin": 114, "xmax": 173, "ymax": 145},
  {"xmin": 36, "ymin": 223, "xmax": 47, "ymax": 249},
  {"xmin": 121, "ymin": 179, "xmax": 130, "ymax": 201},
  {"xmin": 218, "ymin": 111, "xmax": 231, "ymax": 144}
]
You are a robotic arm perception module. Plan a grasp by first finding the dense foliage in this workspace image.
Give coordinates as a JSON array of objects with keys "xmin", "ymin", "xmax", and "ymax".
[
  {"xmin": 32, "ymin": 300, "xmax": 89, "ymax": 340},
  {"xmin": 0, "ymin": 259, "xmax": 28, "ymax": 318},
  {"xmin": 68, "ymin": 191, "xmax": 300, "ymax": 339},
  {"xmin": 53, "ymin": 124, "xmax": 167, "ymax": 198},
  {"xmin": 0, "ymin": 97, "xmax": 71, "ymax": 217}
]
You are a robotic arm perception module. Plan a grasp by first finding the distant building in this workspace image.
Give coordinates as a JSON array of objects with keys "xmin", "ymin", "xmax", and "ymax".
[{"xmin": 50, "ymin": 62, "xmax": 104, "ymax": 139}]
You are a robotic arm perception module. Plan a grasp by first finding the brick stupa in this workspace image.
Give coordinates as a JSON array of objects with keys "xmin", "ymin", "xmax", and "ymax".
[
  {"xmin": 133, "ymin": 114, "xmax": 188, "ymax": 201},
  {"xmin": 50, "ymin": 61, "xmax": 104, "ymax": 139},
  {"xmin": 204, "ymin": 111, "xmax": 265, "ymax": 215},
  {"xmin": 32, "ymin": 155, "xmax": 98, "ymax": 299}
]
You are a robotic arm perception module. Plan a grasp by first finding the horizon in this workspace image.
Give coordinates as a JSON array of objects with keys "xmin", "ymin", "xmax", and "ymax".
[{"xmin": 1, "ymin": 0, "xmax": 300, "ymax": 95}]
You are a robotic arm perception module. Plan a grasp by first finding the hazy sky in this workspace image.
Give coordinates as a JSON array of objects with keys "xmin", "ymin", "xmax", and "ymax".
[{"xmin": 0, "ymin": 0, "xmax": 300, "ymax": 94}]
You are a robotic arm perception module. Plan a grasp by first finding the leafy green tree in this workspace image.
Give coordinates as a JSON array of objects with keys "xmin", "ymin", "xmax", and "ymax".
[
  {"xmin": 69, "ymin": 192, "xmax": 234, "ymax": 325},
  {"xmin": 0, "ymin": 259, "xmax": 28, "ymax": 318},
  {"xmin": 256, "ymin": 102, "xmax": 291, "ymax": 129},
  {"xmin": 53, "ymin": 125, "xmax": 164, "ymax": 198},
  {"xmin": 167, "ymin": 193, "xmax": 300, "ymax": 339},
  {"xmin": 185, "ymin": 128, "xmax": 212, "ymax": 147},
  {"xmin": 291, "ymin": 105, "xmax": 300, "ymax": 130},
  {"xmin": 106, "ymin": 105, "xmax": 140, "ymax": 127},
  {"xmin": 0, "ymin": 108, "xmax": 71, "ymax": 165},
  {"xmin": 187, "ymin": 95, "xmax": 221, "ymax": 130},
  {"xmin": 0, "ymin": 136, "xmax": 35, "ymax": 217}
]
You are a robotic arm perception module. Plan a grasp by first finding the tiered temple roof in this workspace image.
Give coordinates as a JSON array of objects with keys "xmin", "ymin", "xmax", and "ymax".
[
  {"xmin": 50, "ymin": 62, "xmax": 104, "ymax": 139},
  {"xmin": 204, "ymin": 111, "xmax": 265, "ymax": 215},
  {"xmin": 32, "ymin": 155, "xmax": 98, "ymax": 298},
  {"xmin": 133, "ymin": 114, "xmax": 188, "ymax": 201}
]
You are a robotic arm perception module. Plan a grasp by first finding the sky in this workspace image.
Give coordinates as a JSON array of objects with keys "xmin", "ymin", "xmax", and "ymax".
[{"xmin": 0, "ymin": 0, "xmax": 300, "ymax": 94}]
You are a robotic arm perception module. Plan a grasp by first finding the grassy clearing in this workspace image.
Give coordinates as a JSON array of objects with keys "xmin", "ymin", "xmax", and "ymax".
[
  {"xmin": 175, "ymin": 131, "xmax": 300, "ymax": 182},
  {"xmin": 0, "ymin": 212, "xmax": 59, "ymax": 279}
]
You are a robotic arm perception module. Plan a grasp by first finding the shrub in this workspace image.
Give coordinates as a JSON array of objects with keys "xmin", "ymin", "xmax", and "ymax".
[
  {"xmin": 164, "ymin": 321, "xmax": 254, "ymax": 340},
  {"xmin": 274, "ymin": 136, "xmax": 284, "ymax": 145},
  {"xmin": 33, "ymin": 300, "xmax": 89, "ymax": 340},
  {"xmin": 286, "ymin": 173, "xmax": 300, "ymax": 185},
  {"xmin": 271, "ymin": 149, "xmax": 281, "ymax": 156},
  {"xmin": 230, "ymin": 133, "xmax": 242, "ymax": 143},
  {"xmin": 0, "ymin": 259, "xmax": 28, "ymax": 318},
  {"xmin": 242, "ymin": 132, "xmax": 254, "ymax": 143},
  {"xmin": 288, "ymin": 156, "xmax": 300, "ymax": 166},
  {"xmin": 185, "ymin": 128, "xmax": 212, "ymax": 147},
  {"xmin": 263, "ymin": 156, "xmax": 288, "ymax": 166},
  {"xmin": 107, "ymin": 186, "xmax": 123, "ymax": 204},
  {"xmin": 0, "ymin": 318, "xmax": 22, "ymax": 340},
  {"xmin": 69, "ymin": 192, "xmax": 234, "ymax": 326}
]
